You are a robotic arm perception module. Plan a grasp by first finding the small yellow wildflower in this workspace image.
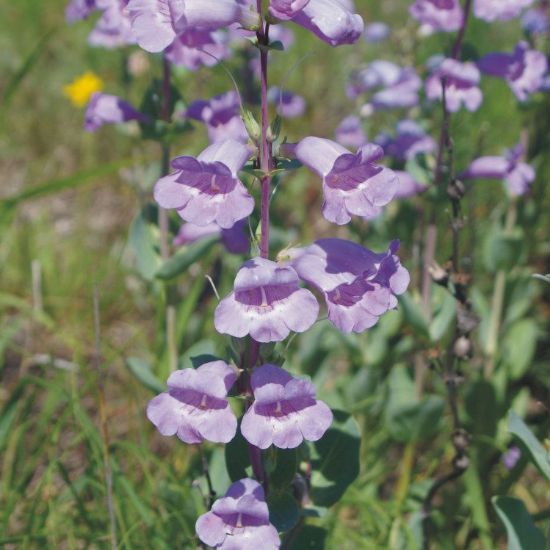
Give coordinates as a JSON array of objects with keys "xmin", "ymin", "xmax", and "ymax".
[{"xmin": 63, "ymin": 71, "xmax": 104, "ymax": 107}]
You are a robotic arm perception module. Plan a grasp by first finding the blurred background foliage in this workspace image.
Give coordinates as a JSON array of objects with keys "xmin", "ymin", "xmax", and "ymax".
[{"xmin": 0, "ymin": 0, "xmax": 549, "ymax": 548}]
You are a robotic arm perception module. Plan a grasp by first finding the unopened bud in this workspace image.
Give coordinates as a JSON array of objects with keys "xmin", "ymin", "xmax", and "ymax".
[
  {"xmin": 241, "ymin": 109, "xmax": 261, "ymax": 144},
  {"xmin": 453, "ymin": 336, "xmax": 472, "ymax": 358}
]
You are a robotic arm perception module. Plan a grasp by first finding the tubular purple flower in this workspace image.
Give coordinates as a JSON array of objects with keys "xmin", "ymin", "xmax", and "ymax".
[
  {"xmin": 186, "ymin": 91, "xmax": 248, "ymax": 144},
  {"xmin": 393, "ymin": 171, "xmax": 428, "ymax": 199},
  {"xmin": 241, "ymin": 364, "xmax": 333, "ymax": 449},
  {"xmin": 375, "ymin": 120, "xmax": 436, "ymax": 161},
  {"xmin": 269, "ymin": 0, "xmax": 310, "ymax": 20},
  {"xmin": 502, "ymin": 446, "xmax": 521, "ymax": 470},
  {"xmin": 364, "ymin": 22, "xmax": 390, "ymax": 43},
  {"xmin": 153, "ymin": 139, "xmax": 254, "ymax": 229},
  {"xmin": 195, "ymin": 478, "xmax": 280, "ymax": 549},
  {"xmin": 410, "ymin": 0, "xmax": 463, "ymax": 32},
  {"xmin": 425, "ymin": 58, "xmax": 483, "ymax": 112},
  {"xmin": 347, "ymin": 61, "xmax": 404, "ymax": 98},
  {"xmin": 289, "ymin": 239, "xmax": 410, "ymax": 333},
  {"xmin": 461, "ymin": 144, "xmax": 535, "ymax": 196},
  {"xmin": 295, "ymin": 137, "xmax": 398, "ymax": 225},
  {"xmin": 127, "ymin": 0, "xmax": 258, "ymax": 53},
  {"xmin": 88, "ymin": 4, "xmax": 136, "ymax": 48},
  {"xmin": 214, "ymin": 258, "xmax": 319, "ymax": 343},
  {"xmin": 474, "ymin": 0, "xmax": 534, "ymax": 22},
  {"xmin": 478, "ymin": 42, "xmax": 548, "ymax": 102},
  {"xmin": 335, "ymin": 116, "xmax": 366, "ymax": 149},
  {"xmin": 174, "ymin": 219, "xmax": 250, "ymax": 254},
  {"xmin": 66, "ymin": 0, "xmax": 98, "ymax": 22},
  {"xmin": 166, "ymin": 30, "xmax": 230, "ymax": 70},
  {"xmin": 291, "ymin": 0, "xmax": 364, "ymax": 46},
  {"xmin": 268, "ymin": 87, "xmax": 306, "ymax": 118},
  {"xmin": 84, "ymin": 92, "xmax": 147, "ymax": 131},
  {"xmin": 147, "ymin": 360, "xmax": 238, "ymax": 444},
  {"xmin": 521, "ymin": 7, "xmax": 550, "ymax": 35}
]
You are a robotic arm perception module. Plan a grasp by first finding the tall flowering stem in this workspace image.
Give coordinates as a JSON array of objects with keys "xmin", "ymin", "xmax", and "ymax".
[
  {"xmin": 257, "ymin": 4, "xmax": 272, "ymax": 260},
  {"xmin": 159, "ymin": 55, "xmax": 178, "ymax": 374},
  {"xmin": 422, "ymin": 0, "xmax": 477, "ymax": 546}
]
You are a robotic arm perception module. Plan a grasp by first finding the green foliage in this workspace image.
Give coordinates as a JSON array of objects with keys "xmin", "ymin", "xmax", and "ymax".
[
  {"xmin": 493, "ymin": 496, "xmax": 546, "ymax": 550},
  {"xmin": 309, "ymin": 410, "xmax": 361, "ymax": 507},
  {"xmin": 508, "ymin": 411, "xmax": 550, "ymax": 481},
  {"xmin": 1, "ymin": 0, "xmax": 549, "ymax": 548}
]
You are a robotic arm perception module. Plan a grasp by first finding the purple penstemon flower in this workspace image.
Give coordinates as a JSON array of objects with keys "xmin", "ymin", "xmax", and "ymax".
[
  {"xmin": 174, "ymin": 219, "xmax": 250, "ymax": 255},
  {"xmin": 410, "ymin": 0, "xmax": 463, "ymax": 33},
  {"xmin": 335, "ymin": 116, "xmax": 366, "ymax": 149},
  {"xmin": 88, "ymin": 0, "xmax": 136, "ymax": 48},
  {"xmin": 461, "ymin": 143, "xmax": 535, "ymax": 196},
  {"xmin": 165, "ymin": 29, "xmax": 230, "ymax": 70},
  {"xmin": 214, "ymin": 258, "xmax": 319, "ymax": 343},
  {"xmin": 288, "ymin": 239, "xmax": 410, "ymax": 333},
  {"xmin": 268, "ymin": 88, "xmax": 306, "ymax": 119},
  {"xmin": 522, "ymin": 7, "xmax": 550, "ymax": 35},
  {"xmin": 347, "ymin": 61, "xmax": 404, "ymax": 98},
  {"xmin": 376, "ymin": 120, "xmax": 436, "ymax": 162},
  {"xmin": 241, "ymin": 364, "xmax": 333, "ymax": 449},
  {"xmin": 153, "ymin": 139, "xmax": 254, "ymax": 229},
  {"xmin": 294, "ymin": 137, "xmax": 398, "ymax": 225},
  {"xmin": 478, "ymin": 42, "xmax": 548, "ymax": 102},
  {"xmin": 126, "ymin": 0, "xmax": 259, "ymax": 53},
  {"xmin": 147, "ymin": 360, "xmax": 238, "ymax": 444},
  {"xmin": 426, "ymin": 58, "xmax": 483, "ymax": 112},
  {"xmin": 195, "ymin": 478, "xmax": 280, "ymax": 549},
  {"xmin": 474, "ymin": 0, "xmax": 534, "ymax": 22},
  {"xmin": 66, "ymin": 0, "xmax": 99, "ymax": 22},
  {"xmin": 269, "ymin": 0, "xmax": 310, "ymax": 20},
  {"xmin": 290, "ymin": 0, "xmax": 364, "ymax": 46},
  {"xmin": 84, "ymin": 92, "xmax": 147, "ymax": 131},
  {"xmin": 502, "ymin": 446, "xmax": 521, "ymax": 470},
  {"xmin": 393, "ymin": 171, "xmax": 429, "ymax": 199},
  {"xmin": 363, "ymin": 22, "xmax": 390, "ymax": 43},
  {"xmin": 186, "ymin": 91, "xmax": 248, "ymax": 144}
]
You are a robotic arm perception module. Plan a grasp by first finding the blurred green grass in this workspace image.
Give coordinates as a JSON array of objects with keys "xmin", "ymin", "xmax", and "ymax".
[{"xmin": 1, "ymin": 0, "xmax": 549, "ymax": 548}]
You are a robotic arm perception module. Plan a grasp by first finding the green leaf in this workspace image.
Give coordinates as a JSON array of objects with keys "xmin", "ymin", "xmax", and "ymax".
[
  {"xmin": 398, "ymin": 294, "xmax": 430, "ymax": 340},
  {"xmin": 492, "ymin": 496, "xmax": 545, "ymax": 550},
  {"xmin": 384, "ymin": 366, "xmax": 445, "ymax": 442},
  {"xmin": 225, "ymin": 426, "xmax": 252, "ymax": 482},
  {"xmin": 266, "ymin": 447, "xmax": 298, "ymax": 493},
  {"xmin": 129, "ymin": 206, "xmax": 162, "ymax": 281},
  {"xmin": 309, "ymin": 410, "xmax": 360, "ymax": 507},
  {"xmin": 502, "ymin": 320, "xmax": 538, "ymax": 380},
  {"xmin": 429, "ymin": 291, "xmax": 456, "ymax": 342},
  {"xmin": 179, "ymin": 340, "xmax": 218, "ymax": 370},
  {"xmin": 405, "ymin": 154, "xmax": 432, "ymax": 186},
  {"xmin": 464, "ymin": 380, "xmax": 497, "ymax": 438},
  {"xmin": 155, "ymin": 236, "xmax": 217, "ymax": 280},
  {"xmin": 139, "ymin": 79, "xmax": 182, "ymax": 141},
  {"xmin": 284, "ymin": 525, "xmax": 327, "ymax": 549},
  {"xmin": 268, "ymin": 491, "xmax": 300, "ymax": 532},
  {"xmin": 126, "ymin": 357, "xmax": 165, "ymax": 393},
  {"xmin": 1, "ymin": 160, "xmax": 134, "ymax": 210},
  {"xmin": 483, "ymin": 230, "xmax": 523, "ymax": 272},
  {"xmin": 508, "ymin": 411, "xmax": 550, "ymax": 481},
  {"xmin": 386, "ymin": 397, "xmax": 445, "ymax": 443}
]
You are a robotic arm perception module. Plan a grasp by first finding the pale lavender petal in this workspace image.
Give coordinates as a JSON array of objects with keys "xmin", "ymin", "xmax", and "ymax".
[{"xmin": 291, "ymin": 0, "xmax": 364, "ymax": 46}]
